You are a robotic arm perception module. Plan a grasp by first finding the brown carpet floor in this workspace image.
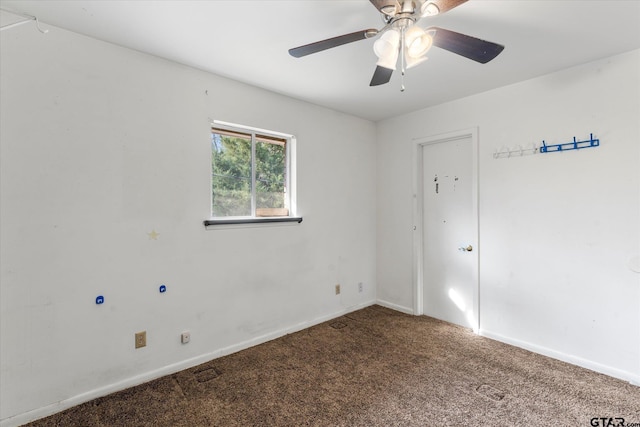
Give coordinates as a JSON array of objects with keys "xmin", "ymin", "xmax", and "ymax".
[{"xmin": 26, "ymin": 305, "xmax": 640, "ymax": 426}]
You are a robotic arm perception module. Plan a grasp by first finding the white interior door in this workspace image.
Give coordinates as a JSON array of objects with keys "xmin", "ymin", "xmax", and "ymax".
[{"xmin": 421, "ymin": 134, "xmax": 478, "ymax": 330}]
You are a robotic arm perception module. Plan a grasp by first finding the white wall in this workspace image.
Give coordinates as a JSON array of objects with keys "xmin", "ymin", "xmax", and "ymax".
[
  {"xmin": 377, "ymin": 49, "xmax": 640, "ymax": 383},
  {"xmin": 0, "ymin": 21, "xmax": 377, "ymax": 426},
  {"xmin": 2, "ymin": 12, "xmax": 638, "ymax": 427}
]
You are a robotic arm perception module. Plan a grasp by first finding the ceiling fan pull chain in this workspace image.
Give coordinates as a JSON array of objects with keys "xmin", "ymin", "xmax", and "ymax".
[{"xmin": 400, "ymin": 26, "xmax": 406, "ymax": 92}]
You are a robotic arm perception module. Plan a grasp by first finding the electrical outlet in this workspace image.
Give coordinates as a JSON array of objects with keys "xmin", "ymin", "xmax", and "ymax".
[
  {"xmin": 335, "ymin": 284, "xmax": 341, "ymax": 295},
  {"xmin": 135, "ymin": 331, "xmax": 146, "ymax": 349},
  {"xmin": 181, "ymin": 331, "xmax": 190, "ymax": 344},
  {"xmin": 358, "ymin": 282, "xmax": 363, "ymax": 293}
]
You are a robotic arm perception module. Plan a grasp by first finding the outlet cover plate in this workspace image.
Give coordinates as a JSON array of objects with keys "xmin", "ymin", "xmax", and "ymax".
[
  {"xmin": 135, "ymin": 331, "xmax": 146, "ymax": 349},
  {"xmin": 181, "ymin": 331, "xmax": 190, "ymax": 344}
]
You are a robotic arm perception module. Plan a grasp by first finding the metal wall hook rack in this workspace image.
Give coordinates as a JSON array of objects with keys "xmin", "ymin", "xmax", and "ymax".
[
  {"xmin": 493, "ymin": 133, "xmax": 600, "ymax": 159},
  {"xmin": 540, "ymin": 133, "xmax": 599, "ymax": 153},
  {"xmin": 493, "ymin": 143, "xmax": 538, "ymax": 159}
]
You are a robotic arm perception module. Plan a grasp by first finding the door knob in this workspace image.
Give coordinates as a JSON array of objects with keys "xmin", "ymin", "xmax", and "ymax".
[{"xmin": 458, "ymin": 245, "xmax": 473, "ymax": 252}]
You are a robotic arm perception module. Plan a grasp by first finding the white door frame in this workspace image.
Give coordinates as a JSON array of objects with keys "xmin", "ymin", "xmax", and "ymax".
[{"xmin": 411, "ymin": 127, "xmax": 480, "ymax": 333}]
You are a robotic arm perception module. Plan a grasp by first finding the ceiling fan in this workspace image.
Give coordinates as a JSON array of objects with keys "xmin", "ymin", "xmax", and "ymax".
[{"xmin": 289, "ymin": 0, "xmax": 504, "ymax": 89}]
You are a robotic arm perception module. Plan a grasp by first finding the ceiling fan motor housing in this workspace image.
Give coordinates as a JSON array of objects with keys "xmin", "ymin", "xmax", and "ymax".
[{"xmin": 376, "ymin": 0, "xmax": 441, "ymax": 21}]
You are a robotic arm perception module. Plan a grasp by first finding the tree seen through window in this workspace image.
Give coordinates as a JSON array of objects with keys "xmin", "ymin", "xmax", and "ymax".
[{"xmin": 211, "ymin": 128, "xmax": 287, "ymax": 217}]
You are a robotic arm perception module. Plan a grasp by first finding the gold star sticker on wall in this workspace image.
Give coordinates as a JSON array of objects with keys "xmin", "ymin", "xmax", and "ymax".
[{"xmin": 147, "ymin": 230, "xmax": 159, "ymax": 240}]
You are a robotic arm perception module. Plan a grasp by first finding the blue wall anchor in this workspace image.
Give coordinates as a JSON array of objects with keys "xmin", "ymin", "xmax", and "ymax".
[
  {"xmin": 159, "ymin": 284, "xmax": 167, "ymax": 293},
  {"xmin": 95, "ymin": 295, "xmax": 104, "ymax": 305}
]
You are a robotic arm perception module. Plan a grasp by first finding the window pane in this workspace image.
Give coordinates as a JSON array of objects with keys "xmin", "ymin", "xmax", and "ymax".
[
  {"xmin": 211, "ymin": 132, "xmax": 252, "ymax": 216},
  {"xmin": 256, "ymin": 137, "xmax": 287, "ymax": 216}
]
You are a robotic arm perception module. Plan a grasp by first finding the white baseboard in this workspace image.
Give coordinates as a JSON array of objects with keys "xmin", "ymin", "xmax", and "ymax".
[
  {"xmin": 1, "ymin": 300, "xmax": 376, "ymax": 427},
  {"xmin": 480, "ymin": 329, "xmax": 640, "ymax": 386},
  {"xmin": 376, "ymin": 299, "xmax": 415, "ymax": 315}
]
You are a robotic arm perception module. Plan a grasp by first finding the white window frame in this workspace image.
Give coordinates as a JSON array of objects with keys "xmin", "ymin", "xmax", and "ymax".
[{"xmin": 204, "ymin": 120, "xmax": 300, "ymax": 226}]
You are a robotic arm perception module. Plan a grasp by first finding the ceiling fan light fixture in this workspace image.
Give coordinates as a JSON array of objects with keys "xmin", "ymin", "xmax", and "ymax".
[
  {"xmin": 374, "ymin": 29, "xmax": 400, "ymax": 70},
  {"xmin": 405, "ymin": 26, "xmax": 433, "ymax": 58},
  {"xmin": 421, "ymin": 1, "xmax": 440, "ymax": 17}
]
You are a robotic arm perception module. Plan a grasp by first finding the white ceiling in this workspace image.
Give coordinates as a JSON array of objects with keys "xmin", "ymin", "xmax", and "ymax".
[{"xmin": 1, "ymin": 0, "xmax": 639, "ymax": 121}]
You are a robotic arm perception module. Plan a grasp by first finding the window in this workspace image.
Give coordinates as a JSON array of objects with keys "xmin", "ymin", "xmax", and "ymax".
[{"xmin": 205, "ymin": 121, "xmax": 300, "ymax": 226}]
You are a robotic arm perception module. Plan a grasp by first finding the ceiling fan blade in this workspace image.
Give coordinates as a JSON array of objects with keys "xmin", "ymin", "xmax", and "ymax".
[
  {"xmin": 429, "ymin": 0, "xmax": 468, "ymax": 14},
  {"xmin": 370, "ymin": 66, "xmax": 394, "ymax": 86},
  {"xmin": 289, "ymin": 29, "xmax": 377, "ymax": 58},
  {"xmin": 430, "ymin": 27, "xmax": 504, "ymax": 64}
]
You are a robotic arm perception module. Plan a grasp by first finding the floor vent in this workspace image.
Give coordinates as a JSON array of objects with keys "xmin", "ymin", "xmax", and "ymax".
[
  {"xmin": 330, "ymin": 321, "xmax": 347, "ymax": 329},
  {"xmin": 194, "ymin": 367, "xmax": 221, "ymax": 383}
]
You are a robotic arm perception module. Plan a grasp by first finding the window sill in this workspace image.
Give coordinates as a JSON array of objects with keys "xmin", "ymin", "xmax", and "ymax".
[{"xmin": 204, "ymin": 216, "xmax": 303, "ymax": 228}]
